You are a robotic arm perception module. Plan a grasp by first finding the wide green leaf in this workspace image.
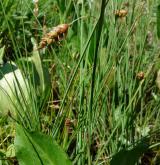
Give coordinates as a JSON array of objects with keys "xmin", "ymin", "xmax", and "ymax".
[
  {"xmin": 15, "ymin": 125, "xmax": 71, "ymax": 165},
  {"xmin": 110, "ymin": 141, "xmax": 149, "ymax": 165},
  {"xmin": 0, "ymin": 62, "xmax": 30, "ymax": 117},
  {"xmin": 22, "ymin": 38, "xmax": 51, "ymax": 106}
]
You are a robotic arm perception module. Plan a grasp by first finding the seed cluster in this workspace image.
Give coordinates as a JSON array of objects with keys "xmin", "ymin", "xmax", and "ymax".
[
  {"xmin": 114, "ymin": 9, "xmax": 128, "ymax": 17},
  {"xmin": 38, "ymin": 24, "xmax": 69, "ymax": 49}
]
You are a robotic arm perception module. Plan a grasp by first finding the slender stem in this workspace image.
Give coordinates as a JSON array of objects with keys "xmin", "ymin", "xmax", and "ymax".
[
  {"xmin": 52, "ymin": 1, "xmax": 106, "ymax": 137},
  {"xmin": 88, "ymin": 0, "xmax": 108, "ymax": 163}
]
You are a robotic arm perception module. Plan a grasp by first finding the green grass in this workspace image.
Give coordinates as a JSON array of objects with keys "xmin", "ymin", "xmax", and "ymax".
[{"xmin": 0, "ymin": 0, "xmax": 160, "ymax": 164}]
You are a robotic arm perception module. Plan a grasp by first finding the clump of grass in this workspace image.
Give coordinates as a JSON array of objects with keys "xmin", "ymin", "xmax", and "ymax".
[{"xmin": 0, "ymin": 0, "xmax": 160, "ymax": 164}]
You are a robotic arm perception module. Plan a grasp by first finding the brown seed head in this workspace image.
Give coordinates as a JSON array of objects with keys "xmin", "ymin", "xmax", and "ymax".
[
  {"xmin": 38, "ymin": 23, "xmax": 69, "ymax": 49},
  {"xmin": 115, "ymin": 9, "xmax": 128, "ymax": 17},
  {"xmin": 65, "ymin": 118, "xmax": 72, "ymax": 127},
  {"xmin": 136, "ymin": 71, "xmax": 145, "ymax": 80},
  {"xmin": 57, "ymin": 24, "xmax": 69, "ymax": 34}
]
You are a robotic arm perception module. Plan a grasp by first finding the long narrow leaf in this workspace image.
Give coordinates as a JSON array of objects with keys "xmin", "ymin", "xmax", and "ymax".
[{"xmin": 157, "ymin": 5, "xmax": 160, "ymax": 39}]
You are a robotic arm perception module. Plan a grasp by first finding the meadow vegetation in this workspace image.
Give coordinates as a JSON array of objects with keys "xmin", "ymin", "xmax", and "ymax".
[{"xmin": 0, "ymin": 0, "xmax": 160, "ymax": 164}]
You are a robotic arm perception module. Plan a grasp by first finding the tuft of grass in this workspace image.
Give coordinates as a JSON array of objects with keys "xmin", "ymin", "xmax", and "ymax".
[{"xmin": 0, "ymin": 0, "xmax": 160, "ymax": 164}]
